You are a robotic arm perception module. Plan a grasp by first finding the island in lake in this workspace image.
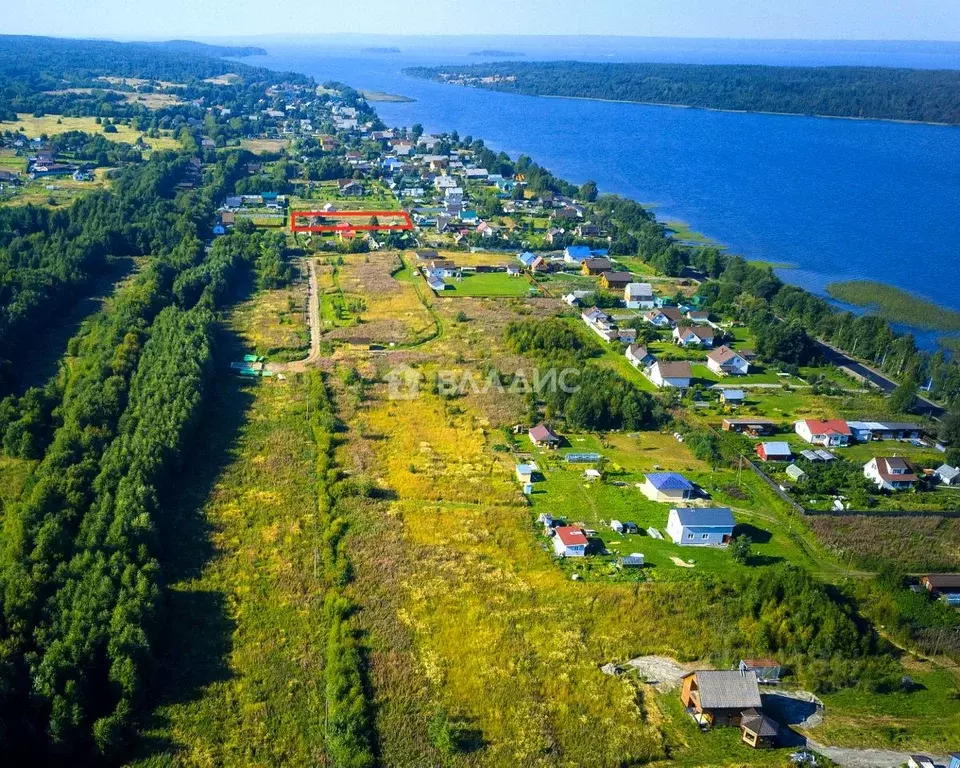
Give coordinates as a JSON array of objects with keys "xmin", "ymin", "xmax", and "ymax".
[{"xmin": 362, "ymin": 46, "xmax": 401, "ymax": 54}]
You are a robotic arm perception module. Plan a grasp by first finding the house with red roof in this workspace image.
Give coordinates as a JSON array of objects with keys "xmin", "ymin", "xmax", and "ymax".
[
  {"xmin": 552, "ymin": 526, "xmax": 588, "ymax": 557},
  {"xmin": 864, "ymin": 457, "xmax": 918, "ymax": 491},
  {"xmin": 528, "ymin": 423, "xmax": 561, "ymax": 448},
  {"xmin": 795, "ymin": 419, "xmax": 851, "ymax": 447}
]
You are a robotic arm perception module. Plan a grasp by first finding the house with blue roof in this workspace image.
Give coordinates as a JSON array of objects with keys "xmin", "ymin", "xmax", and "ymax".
[
  {"xmin": 563, "ymin": 245, "xmax": 592, "ymax": 263},
  {"xmin": 563, "ymin": 245, "xmax": 610, "ymax": 264},
  {"xmin": 667, "ymin": 508, "xmax": 736, "ymax": 546},
  {"xmin": 641, "ymin": 472, "xmax": 695, "ymax": 502},
  {"xmin": 518, "ymin": 251, "xmax": 538, "ymax": 267}
]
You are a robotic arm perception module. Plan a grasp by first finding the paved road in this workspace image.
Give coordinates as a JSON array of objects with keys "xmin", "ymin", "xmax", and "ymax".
[
  {"xmin": 815, "ymin": 339, "xmax": 946, "ymax": 418},
  {"xmin": 808, "ymin": 740, "xmax": 949, "ymax": 768},
  {"xmin": 269, "ymin": 258, "xmax": 322, "ymax": 374}
]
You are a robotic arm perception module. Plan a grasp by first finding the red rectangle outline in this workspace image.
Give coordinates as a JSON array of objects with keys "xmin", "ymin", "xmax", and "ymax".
[{"xmin": 290, "ymin": 209, "xmax": 414, "ymax": 232}]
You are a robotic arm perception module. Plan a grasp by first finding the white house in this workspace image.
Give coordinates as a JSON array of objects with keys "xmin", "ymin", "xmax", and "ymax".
[
  {"xmin": 864, "ymin": 457, "xmax": 918, "ymax": 491},
  {"xmin": 706, "ymin": 346, "xmax": 749, "ymax": 376},
  {"xmin": 667, "ymin": 508, "xmax": 736, "ymax": 546},
  {"xmin": 644, "ymin": 308, "xmax": 684, "ymax": 328},
  {"xmin": 648, "ymin": 360, "xmax": 692, "ymax": 389},
  {"xmin": 795, "ymin": 419, "xmax": 852, "ymax": 447},
  {"xmin": 552, "ymin": 526, "xmax": 588, "ymax": 557},
  {"xmin": 673, "ymin": 325, "xmax": 715, "ymax": 348},
  {"xmin": 625, "ymin": 344, "xmax": 655, "ymax": 369},
  {"xmin": 936, "ymin": 464, "xmax": 960, "ymax": 486},
  {"xmin": 625, "ymin": 282, "xmax": 654, "ymax": 309}
]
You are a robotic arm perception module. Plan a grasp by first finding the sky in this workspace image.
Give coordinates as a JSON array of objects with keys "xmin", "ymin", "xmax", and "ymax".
[{"xmin": 4, "ymin": 0, "xmax": 960, "ymax": 41}]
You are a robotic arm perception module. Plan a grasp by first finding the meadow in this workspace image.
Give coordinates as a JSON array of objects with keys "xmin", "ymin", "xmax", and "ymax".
[
  {"xmin": 1, "ymin": 113, "xmax": 180, "ymax": 150},
  {"xmin": 443, "ymin": 271, "xmax": 535, "ymax": 297},
  {"xmin": 131, "ymin": 293, "xmax": 327, "ymax": 765}
]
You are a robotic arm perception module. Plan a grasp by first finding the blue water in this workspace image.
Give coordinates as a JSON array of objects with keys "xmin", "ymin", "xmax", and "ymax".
[{"xmin": 243, "ymin": 39, "xmax": 960, "ymax": 346}]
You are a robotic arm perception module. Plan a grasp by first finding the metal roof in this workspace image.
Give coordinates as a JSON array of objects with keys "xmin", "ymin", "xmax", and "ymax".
[
  {"xmin": 646, "ymin": 472, "xmax": 694, "ymax": 491},
  {"xmin": 688, "ymin": 670, "xmax": 762, "ymax": 710},
  {"xmin": 671, "ymin": 507, "xmax": 735, "ymax": 529}
]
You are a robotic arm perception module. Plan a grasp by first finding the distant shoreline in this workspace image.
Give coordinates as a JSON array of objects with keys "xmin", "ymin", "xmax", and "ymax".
[{"xmin": 528, "ymin": 91, "xmax": 956, "ymax": 127}]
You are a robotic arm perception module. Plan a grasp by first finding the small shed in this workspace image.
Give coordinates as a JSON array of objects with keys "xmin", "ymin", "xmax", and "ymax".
[
  {"xmin": 610, "ymin": 519, "xmax": 624, "ymax": 534},
  {"xmin": 756, "ymin": 442, "xmax": 793, "ymax": 462},
  {"xmin": 620, "ymin": 553, "xmax": 644, "ymax": 567},
  {"xmin": 739, "ymin": 658, "xmax": 782, "ymax": 684},
  {"xmin": 739, "ymin": 708, "xmax": 779, "ymax": 749},
  {"xmin": 785, "ymin": 464, "xmax": 807, "ymax": 482},
  {"xmin": 719, "ymin": 389, "xmax": 745, "ymax": 405},
  {"xmin": 516, "ymin": 463, "xmax": 537, "ymax": 483},
  {"xmin": 908, "ymin": 757, "xmax": 936, "ymax": 768},
  {"xmin": 949, "ymin": 752, "xmax": 960, "ymax": 768}
]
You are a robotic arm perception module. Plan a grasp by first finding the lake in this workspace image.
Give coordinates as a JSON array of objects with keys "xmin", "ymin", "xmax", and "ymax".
[{"xmin": 243, "ymin": 39, "xmax": 960, "ymax": 347}]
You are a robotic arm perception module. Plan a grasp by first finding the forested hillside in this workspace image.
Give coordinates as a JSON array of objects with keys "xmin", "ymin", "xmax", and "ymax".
[{"xmin": 405, "ymin": 61, "xmax": 960, "ymax": 124}]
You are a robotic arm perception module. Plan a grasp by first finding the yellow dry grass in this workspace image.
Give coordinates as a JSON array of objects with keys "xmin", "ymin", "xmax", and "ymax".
[
  {"xmin": 347, "ymin": 391, "xmax": 726, "ymax": 766},
  {"xmin": 1, "ymin": 114, "xmax": 180, "ymax": 150},
  {"xmin": 239, "ymin": 138, "xmax": 291, "ymax": 154}
]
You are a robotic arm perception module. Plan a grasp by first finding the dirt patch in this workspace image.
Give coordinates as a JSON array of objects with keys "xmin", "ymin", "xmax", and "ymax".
[
  {"xmin": 669, "ymin": 556, "xmax": 696, "ymax": 568},
  {"xmin": 619, "ymin": 655, "xmax": 704, "ymax": 692}
]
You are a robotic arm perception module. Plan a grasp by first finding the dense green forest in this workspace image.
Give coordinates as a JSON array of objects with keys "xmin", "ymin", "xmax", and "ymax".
[{"xmin": 406, "ymin": 61, "xmax": 960, "ymax": 124}]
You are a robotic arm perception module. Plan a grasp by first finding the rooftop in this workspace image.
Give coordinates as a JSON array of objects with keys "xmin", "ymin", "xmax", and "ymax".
[
  {"xmin": 671, "ymin": 507, "xmax": 736, "ymax": 529},
  {"xmin": 686, "ymin": 670, "xmax": 762, "ymax": 709},
  {"xmin": 645, "ymin": 472, "xmax": 694, "ymax": 492}
]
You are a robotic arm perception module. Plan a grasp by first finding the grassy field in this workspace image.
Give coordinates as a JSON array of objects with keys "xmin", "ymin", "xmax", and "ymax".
[
  {"xmin": 810, "ymin": 663, "xmax": 960, "ymax": 753},
  {"xmin": 1, "ymin": 114, "xmax": 180, "ymax": 150},
  {"xmin": 232, "ymin": 276, "xmax": 310, "ymax": 362},
  {"xmin": 239, "ymin": 138, "xmax": 291, "ymax": 154},
  {"xmin": 828, "ymin": 279, "xmax": 960, "ymax": 332},
  {"xmin": 443, "ymin": 271, "xmax": 535, "ymax": 297},
  {"xmin": 1, "ymin": 173, "xmax": 110, "ymax": 207},
  {"xmin": 323, "ymin": 252, "xmax": 436, "ymax": 346},
  {"xmin": 132, "ymin": 297, "xmax": 327, "ymax": 765}
]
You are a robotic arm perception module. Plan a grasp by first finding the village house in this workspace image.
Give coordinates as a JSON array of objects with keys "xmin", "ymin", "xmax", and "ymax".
[
  {"xmin": 673, "ymin": 325, "xmax": 715, "ymax": 348},
  {"xmin": 552, "ymin": 526, "xmax": 588, "ymax": 557},
  {"xmin": 648, "ymin": 360, "xmax": 692, "ymax": 389},
  {"xmin": 755, "ymin": 441, "xmax": 793, "ymax": 462},
  {"xmin": 908, "ymin": 757, "xmax": 937, "ymax": 768},
  {"xmin": 680, "ymin": 669, "xmax": 762, "ymax": 726},
  {"xmin": 722, "ymin": 418, "xmax": 777, "ymax": 436},
  {"xmin": 864, "ymin": 457, "xmax": 918, "ymax": 491},
  {"xmin": 575, "ymin": 222, "xmax": 600, "ymax": 237},
  {"xmin": 641, "ymin": 472, "xmax": 695, "ymax": 502},
  {"xmin": 645, "ymin": 307, "xmax": 685, "ymax": 328},
  {"xmin": 337, "ymin": 178, "xmax": 364, "ymax": 196},
  {"xmin": 625, "ymin": 282, "xmax": 655, "ymax": 309},
  {"xmin": 600, "ymin": 271, "xmax": 632, "ymax": 291},
  {"xmin": 581, "ymin": 257, "xmax": 612, "ymax": 275},
  {"xmin": 795, "ymin": 419, "xmax": 852, "ymax": 447},
  {"xmin": 625, "ymin": 344, "xmax": 656, "ymax": 369},
  {"xmin": 667, "ymin": 507, "xmax": 736, "ymax": 546},
  {"xmin": 529, "ymin": 423, "xmax": 561, "ymax": 448},
  {"xmin": 920, "ymin": 574, "xmax": 960, "ymax": 595},
  {"xmin": 936, "ymin": 464, "xmax": 960, "ymax": 486},
  {"xmin": 686, "ymin": 309, "xmax": 711, "ymax": 323},
  {"xmin": 707, "ymin": 346, "xmax": 750, "ymax": 376}
]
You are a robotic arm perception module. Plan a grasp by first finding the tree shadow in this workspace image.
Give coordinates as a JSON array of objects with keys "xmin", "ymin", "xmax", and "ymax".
[
  {"xmin": 11, "ymin": 256, "xmax": 136, "ymax": 395},
  {"xmin": 734, "ymin": 523, "xmax": 772, "ymax": 544},
  {"xmin": 133, "ymin": 319, "xmax": 256, "ymax": 760}
]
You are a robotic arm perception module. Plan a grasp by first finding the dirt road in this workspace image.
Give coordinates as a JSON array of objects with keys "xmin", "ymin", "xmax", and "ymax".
[{"xmin": 269, "ymin": 258, "xmax": 323, "ymax": 373}]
